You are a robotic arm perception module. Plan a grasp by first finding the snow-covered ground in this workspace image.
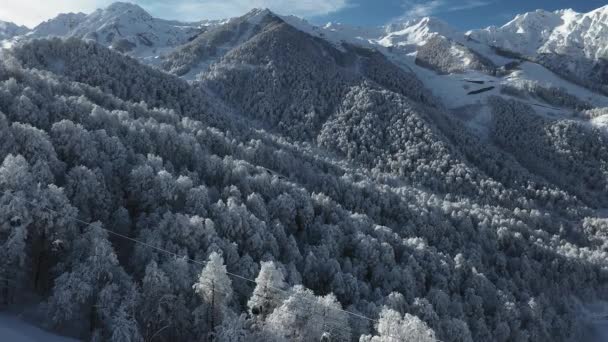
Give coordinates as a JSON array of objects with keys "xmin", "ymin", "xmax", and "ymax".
[
  {"xmin": 506, "ymin": 62, "xmax": 608, "ymax": 108},
  {"xmin": 0, "ymin": 313, "xmax": 77, "ymax": 342},
  {"xmin": 582, "ymin": 303, "xmax": 608, "ymax": 342}
]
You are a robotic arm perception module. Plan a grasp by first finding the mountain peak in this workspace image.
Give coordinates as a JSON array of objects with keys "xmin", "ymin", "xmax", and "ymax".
[
  {"xmin": 28, "ymin": 1, "xmax": 199, "ymax": 54},
  {"xmin": 247, "ymin": 8, "xmax": 273, "ymax": 15},
  {"xmin": 381, "ymin": 16, "xmax": 459, "ymax": 46},
  {"xmin": 105, "ymin": 2, "xmax": 149, "ymax": 13},
  {"xmin": 386, "ymin": 16, "xmax": 455, "ymax": 34},
  {"xmin": 31, "ymin": 12, "xmax": 87, "ymax": 37},
  {"xmin": 0, "ymin": 20, "xmax": 29, "ymax": 40},
  {"xmin": 97, "ymin": 1, "xmax": 153, "ymax": 21},
  {"xmin": 586, "ymin": 4, "xmax": 608, "ymax": 18},
  {"xmin": 468, "ymin": 5, "xmax": 608, "ymax": 59},
  {"xmin": 242, "ymin": 8, "xmax": 276, "ymax": 22}
]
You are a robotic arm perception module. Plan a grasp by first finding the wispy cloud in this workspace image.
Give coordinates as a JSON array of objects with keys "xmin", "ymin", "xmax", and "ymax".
[
  {"xmin": 401, "ymin": 0, "xmax": 492, "ymax": 19},
  {"xmin": 0, "ymin": 0, "xmax": 351, "ymax": 27},
  {"xmin": 447, "ymin": 0, "xmax": 493, "ymax": 12}
]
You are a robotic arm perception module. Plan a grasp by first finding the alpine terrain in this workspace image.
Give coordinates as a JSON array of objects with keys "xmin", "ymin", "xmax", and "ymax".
[{"xmin": 0, "ymin": 2, "xmax": 608, "ymax": 341}]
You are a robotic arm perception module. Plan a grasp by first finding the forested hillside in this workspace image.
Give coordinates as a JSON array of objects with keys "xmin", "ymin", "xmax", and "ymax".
[{"xmin": 0, "ymin": 5, "xmax": 608, "ymax": 342}]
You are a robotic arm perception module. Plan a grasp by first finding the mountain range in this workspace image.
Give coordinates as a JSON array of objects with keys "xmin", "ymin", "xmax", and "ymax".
[
  {"xmin": 4, "ymin": 2, "xmax": 608, "ymax": 134},
  {"xmin": 1, "ymin": 2, "xmax": 608, "ymax": 342}
]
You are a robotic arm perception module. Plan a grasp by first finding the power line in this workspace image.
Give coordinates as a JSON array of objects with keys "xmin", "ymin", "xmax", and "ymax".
[{"xmin": 1, "ymin": 190, "xmax": 407, "ymax": 341}]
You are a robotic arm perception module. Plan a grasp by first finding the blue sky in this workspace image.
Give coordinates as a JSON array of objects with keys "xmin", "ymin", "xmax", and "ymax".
[
  {"xmin": 315, "ymin": 0, "xmax": 608, "ymax": 29},
  {"xmin": 1, "ymin": 0, "xmax": 606, "ymax": 29}
]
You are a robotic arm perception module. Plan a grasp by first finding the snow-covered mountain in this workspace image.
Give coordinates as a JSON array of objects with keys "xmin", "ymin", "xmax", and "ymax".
[
  {"xmin": 160, "ymin": 8, "xmax": 279, "ymax": 78},
  {"xmin": 3, "ymin": 2, "xmax": 608, "ymax": 132},
  {"xmin": 21, "ymin": 2, "xmax": 204, "ymax": 57},
  {"xmin": 276, "ymin": 11, "xmax": 607, "ymax": 137},
  {"xmin": 29, "ymin": 13, "xmax": 87, "ymax": 38},
  {"xmin": 0, "ymin": 20, "xmax": 29, "ymax": 41},
  {"xmin": 468, "ymin": 6, "xmax": 608, "ymax": 60},
  {"xmin": 381, "ymin": 16, "xmax": 460, "ymax": 46},
  {"xmin": 468, "ymin": 6, "xmax": 608, "ymax": 94}
]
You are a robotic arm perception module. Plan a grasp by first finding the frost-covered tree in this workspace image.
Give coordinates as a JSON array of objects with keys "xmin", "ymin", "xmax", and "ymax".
[
  {"xmin": 46, "ymin": 223, "xmax": 135, "ymax": 339},
  {"xmin": 193, "ymin": 252, "xmax": 234, "ymax": 339},
  {"xmin": 110, "ymin": 303, "xmax": 144, "ymax": 342},
  {"xmin": 65, "ymin": 166, "xmax": 111, "ymax": 222},
  {"xmin": 248, "ymin": 261, "xmax": 287, "ymax": 319},
  {"xmin": 137, "ymin": 261, "xmax": 177, "ymax": 341},
  {"xmin": 215, "ymin": 312, "xmax": 251, "ymax": 342},
  {"xmin": 265, "ymin": 285, "xmax": 351, "ymax": 341},
  {"xmin": 361, "ymin": 308, "xmax": 437, "ymax": 342}
]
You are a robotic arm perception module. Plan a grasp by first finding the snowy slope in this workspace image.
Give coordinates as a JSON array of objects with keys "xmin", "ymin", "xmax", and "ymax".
[
  {"xmin": 279, "ymin": 15, "xmax": 381, "ymax": 51},
  {"xmin": 506, "ymin": 62, "xmax": 608, "ymax": 107},
  {"xmin": 4, "ymin": 1, "xmax": 608, "ymax": 135},
  {"xmin": 380, "ymin": 17, "xmax": 460, "ymax": 46},
  {"xmin": 70, "ymin": 2, "xmax": 200, "ymax": 55},
  {"xmin": 21, "ymin": 2, "xmax": 204, "ymax": 58},
  {"xmin": 270, "ymin": 9, "xmax": 608, "ymax": 136},
  {"xmin": 160, "ymin": 8, "xmax": 279, "ymax": 79},
  {"xmin": 467, "ymin": 9, "xmax": 564, "ymax": 57},
  {"xmin": 280, "ymin": 15, "xmax": 461, "ymax": 50},
  {"xmin": 0, "ymin": 21, "xmax": 29, "ymax": 41},
  {"xmin": 29, "ymin": 13, "xmax": 87, "ymax": 38},
  {"xmin": 468, "ymin": 6, "xmax": 608, "ymax": 60},
  {"xmin": 0, "ymin": 314, "xmax": 77, "ymax": 342}
]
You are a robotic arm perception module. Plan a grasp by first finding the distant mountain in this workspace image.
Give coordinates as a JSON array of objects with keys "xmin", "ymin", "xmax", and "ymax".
[
  {"xmin": 468, "ymin": 6, "xmax": 608, "ymax": 94},
  {"xmin": 29, "ymin": 12, "xmax": 87, "ymax": 38},
  {"xmin": 160, "ymin": 8, "xmax": 278, "ymax": 78},
  {"xmin": 3, "ymin": 2, "xmax": 608, "ymax": 135},
  {"xmin": 0, "ymin": 20, "xmax": 29, "ymax": 41},
  {"xmin": 381, "ymin": 16, "xmax": 460, "ymax": 46},
  {"xmin": 468, "ymin": 6, "xmax": 608, "ymax": 60},
  {"xmin": 23, "ymin": 2, "xmax": 204, "ymax": 57}
]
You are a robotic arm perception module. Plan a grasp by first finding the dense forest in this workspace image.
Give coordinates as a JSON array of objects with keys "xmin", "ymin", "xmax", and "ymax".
[{"xmin": 0, "ymin": 13, "xmax": 607, "ymax": 342}]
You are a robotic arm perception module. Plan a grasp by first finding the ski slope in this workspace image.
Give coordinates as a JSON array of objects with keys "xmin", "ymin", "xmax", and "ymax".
[{"xmin": 0, "ymin": 313, "xmax": 77, "ymax": 342}]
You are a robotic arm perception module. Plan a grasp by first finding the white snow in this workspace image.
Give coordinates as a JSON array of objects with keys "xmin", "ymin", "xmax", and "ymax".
[
  {"xmin": 505, "ymin": 62, "xmax": 608, "ymax": 108},
  {"xmin": 591, "ymin": 115, "xmax": 608, "ymax": 132},
  {"xmin": 0, "ymin": 20, "xmax": 29, "ymax": 42},
  {"xmin": 279, "ymin": 15, "xmax": 381, "ymax": 51},
  {"xmin": 18, "ymin": 2, "xmax": 204, "ymax": 60},
  {"xmin": 3, "ymin": 2, "xmax": 608, "ymax": 136},
  {"xmin": 581, "ymin": 302, "xmax": 608, "ymax": 342},
  {"xmin": 375, "ymin": 33, "xmax": 608, "ymax": 136},
  {"xmin": 468, "ymin": 6, "xmax": 608, "ymax": 60},
  {"xmin": 28, "ymin": 13, "xmax": 87, "ymax": 38},
  {"xmin": 181, "ymin": 9, "xmax": 275, "ymax": 80},
  {"xmin": 0, "ymin": 313, "xmax": 77, "ymax": 342},
  {"xmin": 379, "ymin": 17, "xmax": 459, "ymax": 47}
]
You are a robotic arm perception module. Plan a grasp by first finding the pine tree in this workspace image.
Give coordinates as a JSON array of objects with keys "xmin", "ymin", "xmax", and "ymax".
[
  {"xmin": 193, "ymin": 252, "xmax": 233, "ymax": 340},
  {"xmin": 248, "ymin": 261, "xmax": 287, "ymax": 319}
]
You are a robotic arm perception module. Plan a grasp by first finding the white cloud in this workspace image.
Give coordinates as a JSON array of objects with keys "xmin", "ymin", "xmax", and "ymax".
[
  {"xmin": 0, "ymin": 0, "xmax": 350, "ymax": 28},
  {"xmin": 446, "ymin": 0, "xmax": 493, "ymax": 12},
  {"xmin": 401, "ymin": 0, "xmax": 443, "ymax": 18},
  {"xmin": 401, "ymin": 0, "xmax": 492, "ymax": 20}
]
